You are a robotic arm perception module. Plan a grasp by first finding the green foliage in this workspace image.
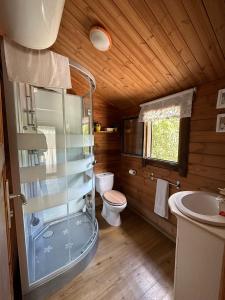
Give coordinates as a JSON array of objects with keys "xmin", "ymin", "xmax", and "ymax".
[{"xmin": 151, "ymin": 117, "xmax": 180, "ymax": 162}]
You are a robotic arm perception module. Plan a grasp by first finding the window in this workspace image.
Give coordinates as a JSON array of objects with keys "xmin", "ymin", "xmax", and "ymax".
[
  {"xmin": 143, "ymin": 116, "xmax": 190, "ymax": 175},
  {"xmin": 145, "ymin": 117, "xmax": 180, "ymax": 162},
  {"xmin": 139, "ymin": 88, "xmax": 195, "ymax": 176},
  {"xmin": 123, "ymin": 117, "xmax": 143, "ymax": 156}
]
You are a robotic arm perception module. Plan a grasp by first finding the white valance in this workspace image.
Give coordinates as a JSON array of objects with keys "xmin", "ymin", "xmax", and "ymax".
[
  {"xmin": 3, "ymin": 38, "xmax": 72, "ymax": 89},
  {"xmin": 139, "ymin": 88, "xmax": 195, "ymax": 122}
]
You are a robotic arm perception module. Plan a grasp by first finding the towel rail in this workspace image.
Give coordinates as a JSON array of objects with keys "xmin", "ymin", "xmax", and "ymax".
[{"xmin": 150, "ymin": 173, "xmax": 180, "ymax": 189}]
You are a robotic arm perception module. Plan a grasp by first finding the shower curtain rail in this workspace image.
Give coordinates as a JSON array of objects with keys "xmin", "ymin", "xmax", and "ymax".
[{"xmin": 69, "ymin": 60, "xmax": 96, "ymax": 91}]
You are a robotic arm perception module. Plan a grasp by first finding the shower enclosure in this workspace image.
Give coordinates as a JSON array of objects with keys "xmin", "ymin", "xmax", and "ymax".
[{"xmin": 3, "ymin": 62, "xmax": 98, "ymax": 298}]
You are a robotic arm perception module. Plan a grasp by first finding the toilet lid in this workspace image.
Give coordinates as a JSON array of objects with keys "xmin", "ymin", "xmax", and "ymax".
[{"xmin": 103, "ymin": 190, "xmax": 127, "ymax": 206}]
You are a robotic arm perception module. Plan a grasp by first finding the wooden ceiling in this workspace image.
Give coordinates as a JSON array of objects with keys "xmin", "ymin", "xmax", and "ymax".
[{"xmin": 53, "ymin": 0, "xmax": 225, "ymax": 109}]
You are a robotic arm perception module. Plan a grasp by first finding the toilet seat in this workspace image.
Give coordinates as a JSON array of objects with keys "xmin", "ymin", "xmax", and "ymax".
[{"xmin": 103, "ymin": 190, "xmax": 127, "ymax": 206}]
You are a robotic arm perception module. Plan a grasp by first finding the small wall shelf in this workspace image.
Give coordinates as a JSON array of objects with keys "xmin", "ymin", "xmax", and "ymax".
[{"xmin": 94, "ymin": 131, "xmax": 119, "ymax": 134}]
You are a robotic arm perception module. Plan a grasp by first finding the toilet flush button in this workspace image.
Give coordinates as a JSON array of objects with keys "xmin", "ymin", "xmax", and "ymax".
[{"xmin": 129, "ymin": 169, "xmax": 137, "ymax": 176}]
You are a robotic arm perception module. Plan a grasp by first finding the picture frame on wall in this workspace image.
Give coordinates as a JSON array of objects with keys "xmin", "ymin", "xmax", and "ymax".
[
  {"xmin": 216, "ymin": 113, "xmax": 225, "ymax": 133},
  {"xmin": 216, "ymin": 88, "xmax": 225, "ymax": 109}
]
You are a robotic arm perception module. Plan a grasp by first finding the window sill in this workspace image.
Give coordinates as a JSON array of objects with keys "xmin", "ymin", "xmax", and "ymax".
[
  {"xmin": 121, "ymin": 153, "xmax": 178, "ymax": 168},
  {"xmin": 143, "ymin": 158, "xmax": 179, "ymax": 171},
  {"xmin": 94, "ymin": 131, "xmax": 119, "ymax": 134},
  {"xmin": 143, "ymin": 157, "xmax": 188, "ymax": 177}
]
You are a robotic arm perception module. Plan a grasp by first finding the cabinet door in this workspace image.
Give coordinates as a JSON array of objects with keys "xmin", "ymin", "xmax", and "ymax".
[
  {"xmin": 0, "ymin": 84, "xmax": 13, "ymax": 300},
  {"xmin": 174, "ymin": 218, "xmax": 224, "ymax": 300}
]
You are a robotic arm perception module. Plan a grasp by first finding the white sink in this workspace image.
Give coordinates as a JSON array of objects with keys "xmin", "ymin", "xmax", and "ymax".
[{"xmin": 173, "ymin": 191, "xmax": 225, "ymax": 227}]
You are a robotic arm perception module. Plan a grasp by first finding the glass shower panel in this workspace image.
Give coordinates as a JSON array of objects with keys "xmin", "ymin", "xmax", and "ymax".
[
  {"xmin": 82, "ymin": 89, "xmax": 95, "ymax": 221},
  {"xmin": 64, "ymin": 92, "xmax": 95, "ymax": 262},
  {"xmin": 15, "ymin": 83, "xmax": 96, "ymax": 286}
]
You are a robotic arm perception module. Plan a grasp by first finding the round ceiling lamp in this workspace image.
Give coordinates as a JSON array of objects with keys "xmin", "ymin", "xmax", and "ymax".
[{"xmin": 89, "ymin": 26, "xmax": 112, "ymax": 52}]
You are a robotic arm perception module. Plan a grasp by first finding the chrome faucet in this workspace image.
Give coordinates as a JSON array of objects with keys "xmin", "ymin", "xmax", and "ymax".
[
  {"xmin": 217, "ymin": 188, "xmax": 225, "ymax": 214},
  {"xmin": 218, "ymin": 188, "xmax": 225, "ymax": 198}
]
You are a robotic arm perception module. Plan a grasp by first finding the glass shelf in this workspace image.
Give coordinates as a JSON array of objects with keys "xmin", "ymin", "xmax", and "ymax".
[
  {"xmin": 19, "ymin": 156, "xmax": 94, "ymax": 183},
  {"xmin": 17, "ymin": 133, "xmax": 94, "ymax": 149},
  {"xmin": 22, "ymin": 175, "xmax": 93, "ymax": 213}
]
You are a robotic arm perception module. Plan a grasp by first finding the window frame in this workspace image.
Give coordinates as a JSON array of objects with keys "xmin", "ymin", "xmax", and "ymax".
[
  {"xmin": 143, "ymin": 117, "xmax": 191, "ymax": 177},
  {"xmin": 122, "ymin": 116, "xmax": 144, "ymax": 157}
]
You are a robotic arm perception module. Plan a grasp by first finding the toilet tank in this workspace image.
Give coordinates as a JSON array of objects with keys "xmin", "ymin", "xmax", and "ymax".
[{"xmin": 95, "ymin": 172, "xmax": 114, "ymax": 195}]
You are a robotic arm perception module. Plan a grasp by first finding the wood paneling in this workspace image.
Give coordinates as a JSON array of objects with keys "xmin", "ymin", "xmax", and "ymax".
[
  {"xmin": 53, "ymin": 0, "xmax": 225, "ymax": 109},
  {"xmin": 94, "ymin": 132, "xmax": 120, "ymax": 173},
  {"xmin": 203, "ymin": 0, "xmax": 225, "ymax": 58},
  {"xmin": 48, "ymin": 208, "xmax": 175, "ymax": 300},
  {"xmin": 93, "ymin": 96, "xmax": 121, "ymax": 191},
  {"xmin": 93, "ymin": 95, "xmax": 121, "ymax": 130},
  {"xmin": 119, "ymin": 77, "xmax": 225, "ymax": 238}
]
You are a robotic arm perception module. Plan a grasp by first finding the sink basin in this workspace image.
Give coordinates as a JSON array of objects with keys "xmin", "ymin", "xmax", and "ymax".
[{"xmin": 174, "ymin": 191, "xmax": 225, "ymax": 227}]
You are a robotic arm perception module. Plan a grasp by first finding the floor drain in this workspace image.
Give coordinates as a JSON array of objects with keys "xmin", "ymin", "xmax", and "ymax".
[{"xmin": 43, "ymin": 231, "xmax": 54, "ymax": 239}]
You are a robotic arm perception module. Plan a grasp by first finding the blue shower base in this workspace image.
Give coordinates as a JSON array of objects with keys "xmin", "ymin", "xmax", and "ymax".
[{"xmin": 24, "ymin": 213, "xmax": 98, "ymax": 300}]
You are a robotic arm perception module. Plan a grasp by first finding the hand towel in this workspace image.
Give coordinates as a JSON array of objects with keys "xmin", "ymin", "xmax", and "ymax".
[{"xmin": 154, "ymin": 179, "xmax": 169, "ymax": 219}]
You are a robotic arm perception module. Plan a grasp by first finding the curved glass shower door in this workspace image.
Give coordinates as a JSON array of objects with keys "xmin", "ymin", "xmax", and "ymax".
[{"xmin": 15, "ymin": 83, "xmax": 97, "ymax": 288}]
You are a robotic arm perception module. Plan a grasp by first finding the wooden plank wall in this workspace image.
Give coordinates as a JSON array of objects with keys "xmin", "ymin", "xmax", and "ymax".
[
  {"xmin": 119, "ymin": 77, "xmax": 225, "ymax": 238},
  {"xmin": 93, "ymin": 95, "xmax": 121, "ymax": 194}
]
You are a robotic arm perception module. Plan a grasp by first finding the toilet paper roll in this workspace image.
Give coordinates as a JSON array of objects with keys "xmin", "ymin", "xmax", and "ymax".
[{"xmin": 129, "ymin": 169, "xmax": 137, "ymax": 176}]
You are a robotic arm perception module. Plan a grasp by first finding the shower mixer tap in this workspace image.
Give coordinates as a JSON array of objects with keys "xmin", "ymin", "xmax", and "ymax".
[{"xmin": 9, "ymin": 193, "xmax": 27, "ymax": 205}]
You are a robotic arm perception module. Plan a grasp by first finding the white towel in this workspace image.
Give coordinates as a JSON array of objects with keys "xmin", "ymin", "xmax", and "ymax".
[
  {"xmin": 3, "ymin": 37, "xmax": 72, "ymax": 89},
  {"xmin": 154, "ymin": 179, "xmax": 169, "ymax": 219}
]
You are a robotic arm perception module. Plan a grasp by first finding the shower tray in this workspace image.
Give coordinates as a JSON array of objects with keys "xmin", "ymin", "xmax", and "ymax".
[{"xmin": 25, "ymin": 212, "xmax": 98, "ymax": 299}]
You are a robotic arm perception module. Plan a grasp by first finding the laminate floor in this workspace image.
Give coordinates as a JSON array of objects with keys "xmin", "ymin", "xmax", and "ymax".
[{"xmin": 48, "ymin": 208, "xmax": 175, "ymax": 300}]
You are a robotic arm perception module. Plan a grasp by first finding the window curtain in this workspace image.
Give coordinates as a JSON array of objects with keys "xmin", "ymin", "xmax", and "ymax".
[
  {"xmin": 139, "ymin": 88, "xmax": 195, "ymax": 122},
  {"xmin": 3, "ymin": 37, "xmax": 72, "ymax": 89}
]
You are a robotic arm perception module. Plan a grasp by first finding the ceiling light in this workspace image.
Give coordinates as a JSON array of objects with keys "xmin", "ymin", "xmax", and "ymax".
[{"xmin": 89, "ymin": 26, "xmax": 112, "ymax": 52}]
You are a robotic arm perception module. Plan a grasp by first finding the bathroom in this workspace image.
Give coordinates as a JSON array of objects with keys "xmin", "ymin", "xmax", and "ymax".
[{"xmin": 0, "ymin": 0, "xmax": 225, "ymax": 299}]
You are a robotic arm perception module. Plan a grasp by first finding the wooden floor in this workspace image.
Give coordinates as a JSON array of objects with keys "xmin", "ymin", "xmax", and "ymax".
[{"xmin": 48, "ymin": 208, "xmax": 175, "ymax": 300}]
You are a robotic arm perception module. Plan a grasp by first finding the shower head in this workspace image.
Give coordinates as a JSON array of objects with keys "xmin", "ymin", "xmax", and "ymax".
[{"xmin": 30, "ymin": 213, "xmax": 40, "ymax": 226}]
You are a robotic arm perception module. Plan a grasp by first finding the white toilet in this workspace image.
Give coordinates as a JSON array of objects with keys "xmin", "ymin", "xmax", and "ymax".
[{"xmin": 95, "ymin": 172, "xmax": 127, "ymax": 226}]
